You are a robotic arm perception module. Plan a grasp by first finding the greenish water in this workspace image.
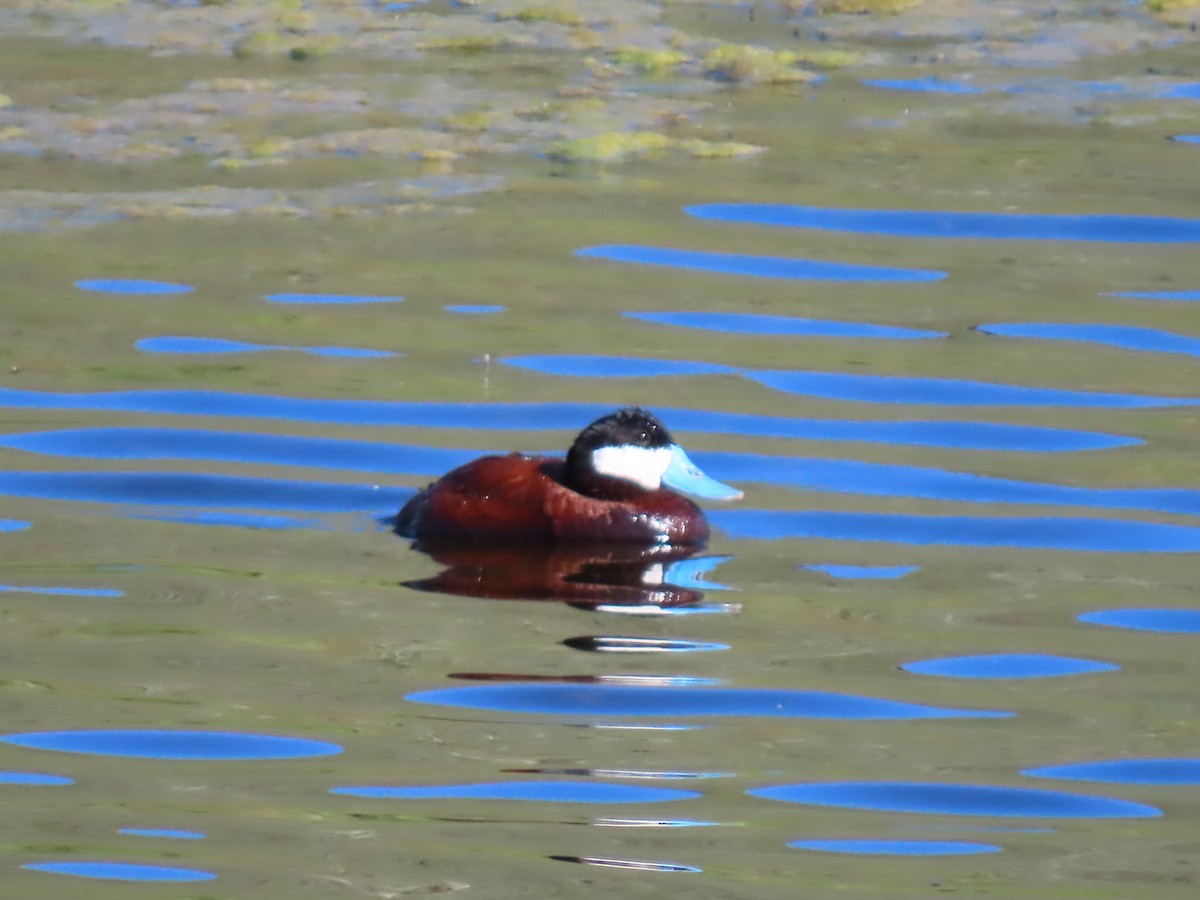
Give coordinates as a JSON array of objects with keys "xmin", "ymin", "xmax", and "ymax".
[{"xmin": 1, "ymin": 1, "xmax": 1200, "ymax": 896}]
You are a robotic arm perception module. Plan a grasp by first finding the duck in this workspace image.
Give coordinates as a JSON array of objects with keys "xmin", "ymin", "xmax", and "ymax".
[{"xmin": 394, "ymin": 407, "xmax": 742, "ymax": 546}]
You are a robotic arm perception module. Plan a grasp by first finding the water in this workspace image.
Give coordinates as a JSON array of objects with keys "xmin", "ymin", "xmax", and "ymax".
[{"xmin": 2, "ymin": 5, "xmax": 1200, "ymax": 897}]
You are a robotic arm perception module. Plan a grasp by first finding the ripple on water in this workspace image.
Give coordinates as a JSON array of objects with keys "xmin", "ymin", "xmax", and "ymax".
[
  {"xmin": 74, "ymin": 278, "xmax": 194, "ymax": 295},
  {"xmin": 977, "ymin": 322, "xmax": 1200, "ymax": 360},
  {"xmin": 790, "ymin": 839, "xmax": 1002, "ymax": 856},
  {"xmin": 575, "ymin": 245, "xmax": 947, "ymax": 282},
  {"xmin": 1022, "ymin": 759, "xmax": 1200, "ymax": 785},
  {"xmin": 9, "ymin": 431, "xmax": 1187, "ymax": 521},
  {"xmin": 137, "ymin": 336, "xmax": 397, "ymax": 358},
  {"xmin": 1104, "ymin": 289, "xmax": 1200, "ymax": 302},
  {"xmin": 330, "ymin": 781, "xmax": 699, "ymax": 803},
  {"xmin": 119, "ymin": 828, "xmax": 206, "ymax": 840},
  {"xmin": 713, "ymin": 509, "xmax": 1200, "ymax": 553},
  {"xmin": 800, "ymin": 564, "xmax": 918, "ymax": 580},
  {"xmin": 1160, "ymin": 83, "xmax": 1200, "ymax": 100},
  {"xmin": 0, "ymin": 729, "xmax": 343, "ymax": 760},
  {"xmin": 0, "ymin": 772, "xmax": 73, "ymax": 785},
  {"xmin": 0, "ymin": 427, "xmax": 475, "ymax": 474},
  {"xmin": 691, "ymin": 449, "xmax": 1200, "ymax": 518},
  {"xmin": 445, "ymin": 304, "xmax": 506, "ymax": 314},
  {"xmin": 405, "ymin": 683, "xmax": 1010, "ymax": 720},
  {"xmin": 561, "ymin": 636, "xmax": 730, "ymax": 653},
  {"xmin": 748, "ymin": 782, "xmax": 1162, "ymax": 818},
  {"xmin": 861, "ymin": 76, "xmax": 989, "ymax": 95},
  {"xmin": 1, "ymin": 519, "xmax": 30, "ymax": 533},
  {"xmin": 263, "ymin": 292, "xmax": 404, "ymax": 304},
  {"xmin": 1078, "ymin": 608, "xmax": 1200, "ymax": 633},
  {"xmin": 499, "ymin": 354, "xmax": 1197, "ymax": 408},
  {"xmin": 0, "ymin": 584, "xmax": 123, "ymax": 597},
  {"xmin": 549, "ymin": 856, "xmax": 701, "ymax": 873},
  {"xmin": 1171, "ymin": 135, "xmax": 1200, "ymax": 145},
  {"xmin": 24, "ymin": 862, "xmax": 216, "ymax": 882},
  {"xmin": 685, "ymin": 203, "xmax": 1200, "ymax": 243},
  {"xmin": 625, "ymin": 311, "xmax": 946, "ymax": 340},
  {"xmin": 901, "ymin": 653, "xmax": 1119, "ymax": 679},
  {"xmin": 0, "ymin": 388, "xmax": 1139, "ymax": 452},
  {"xmin": 130, "ymin": 510, "xmax": 345, "ymax": 531},
  {"xmin": 0, "ymin": 470, "xmax": 410, "ymax": 513}
]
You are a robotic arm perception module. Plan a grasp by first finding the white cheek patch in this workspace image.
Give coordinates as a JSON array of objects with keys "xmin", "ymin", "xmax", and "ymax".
[{"xmin": 591, "ymin": 445, "xmax": 672, "ymax": 491}]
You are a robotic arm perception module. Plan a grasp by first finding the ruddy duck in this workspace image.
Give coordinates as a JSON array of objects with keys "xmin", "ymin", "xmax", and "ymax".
[{"xmin": 395, "ymin": 407, "xmax": 742, "ymax": 545}]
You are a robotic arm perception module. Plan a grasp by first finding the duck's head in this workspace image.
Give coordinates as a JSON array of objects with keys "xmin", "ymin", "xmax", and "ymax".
[{"xmin": 564, "ymin": 407, "xmax": 743, "ymax": 503}]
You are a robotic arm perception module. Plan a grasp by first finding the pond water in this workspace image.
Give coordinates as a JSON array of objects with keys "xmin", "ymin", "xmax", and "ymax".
[{"xmin": 1, "ymin": 1, "xmax": 1199, "ymax": 897}]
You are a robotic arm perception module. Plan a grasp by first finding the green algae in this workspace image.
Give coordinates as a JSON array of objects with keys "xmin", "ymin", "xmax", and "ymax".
[
  {"xmin": 610, "ymin": 46, "xmax": 690, "ymax": 73},
  {"xmin": 545, "ymin": 129, "xmax": 763, "ymax": 162},
  {"xmin": 702, "ymin": 44, "xmax": 823, "ymax": 83}
]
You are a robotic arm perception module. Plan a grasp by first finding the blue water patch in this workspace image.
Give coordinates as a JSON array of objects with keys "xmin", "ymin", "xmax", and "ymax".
[
  {"xmin": 695, "ymin": 450, "xmax": 1200, "ymax": 519},
  {"xmin": 790, "ymin": 839, "xmax": 1001, "ymax": 856},
  {"xmin": 978, "ymin": 322, "xmax": 1200, "ymax": 359},
  {"xmin": 405, "ymin": 683, "xmax": 1009, "ymax": 720},
  {"xmin": 0, "ymin": 584, "xmax": 123, "ymax": 597},
  {"xmin": 119, "ymin": 828, "xmax": 206, "ymax": 839},
  {"xmin": 741, "ymin": 369, "xmax": 1195, "ymax": 408},
  {"xmin": 0, "ymin": 388, "xmax": 1138, "ymax": 452},
  {"xmin": 24, "ymin": 861, "xmax": 216, "ymax": 882},
  {"xmin": 0, "ymin": 771, "xmax": 73, "ymax": 785},
  {"xmin": 0, "ymin": 428, "xmax": 476, "ymax": 476},
  {"xmin": 331, "ymin": 781, "xmax": 699, "ymax": 803},
  {"xmin": 1022, "ymin": 759, "xmax": 1200, "ymax": 785},
  {"xmin": 1172, "ymin": 135, "xmax": 1200, "ymax": 145},
  {"xmin": 1078, "ymin": 608, "xmax": 1200, "ymax": 633},
  {"xmin": 801, "ymin": 564, "xmax": 917, "ymax": 580},
  {"xmin": 748, "ymin": 782, "xmax": 1161, "ymax": 818},
  {"xmin": 902, "ymin": 653, "xmax": 1119, "ymax": 679},
  {"xmin": 861, "ymin": 77, "xmax": 988, "ymax": 95},
  {"xmin": 626, "ymin": 311, "xmax": 946, "ymax": 340},
  {"xmin": 263, "ymin": 292, "xmax": 404, "ymax": 304},
  {"xmin": 0, "ymin": 729, "xmax": 343, "ymax": 760},
  {"xmin": 1159, "ymin": 82, "xmax": 1200, "ymax": 100},
  {"xmin": 500, "ymin": 355, "xmax": 1195, "ymax": 408},
  {"xmin": 713, "ymin": 510, "xmax": 1200, "ymax": 553},
  {"xmin": 1105, "ymin": 289, "xmax": 1200, "ymax": 302},
  {"xmin": 685, "ymin": 204, "xmax": 1200, "ymax": 243},
  {"xmin": 575, "ymin": 245, "xmax": 947, "ymax": 282},
  {"xmin": 74, "ymin": 278, "xmax": 194, "ymax": 295},
  {"xmin": 137, "ymin": 336, "xmax": 397, "ymax": 359},
  {"xmin": 1, "ymin": 519, "xmax": 30, "ymax": 533},
  {"xmin": 446, "ymin": 304, "xmax": 505, "ymax": 314},
  {"xmin": 0, "ymin": 470, "xmax": 410, "ymax": 513},
  {"xmin": 130, "ymin": 510, "xmax": 344, "ymax": 531}
]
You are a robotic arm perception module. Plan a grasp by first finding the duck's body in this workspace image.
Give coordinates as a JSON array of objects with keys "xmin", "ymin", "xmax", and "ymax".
[{"xmin": 395, "ymin": 408, "xmax": 741, "ymax": 547}]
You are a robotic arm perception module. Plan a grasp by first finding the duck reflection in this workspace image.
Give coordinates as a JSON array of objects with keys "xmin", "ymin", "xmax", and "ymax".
[{"xmin": 403, "ymin": 541, "xmax": 731, "ymax": 611}]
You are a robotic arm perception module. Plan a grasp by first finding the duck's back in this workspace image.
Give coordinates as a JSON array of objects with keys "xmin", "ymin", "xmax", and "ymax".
[
  {"xmin": 396, "ymin": 454, "xmax": 555, "ymax": 542},
  {"xmin": 395, "ymin": 453, "xmax": 708, "ymax": 545}
]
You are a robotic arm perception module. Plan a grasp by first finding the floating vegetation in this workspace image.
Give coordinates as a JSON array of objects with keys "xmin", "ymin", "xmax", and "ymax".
[
  {"xmin": 702, "ymin": 45, "xmax": 823, "ymax": 84},
  {"xmin": 611, "ymin": 47, "xmax": 690, "ymax": 74},
  {"xmin": 419, "ymin": 32, "xmax": 522, "ymax": 53},
  {"xmin": 0, "ymin": 177, "xmax": 500, "ymax": 233},
  {"xmin": 493, "ymin": 2, "xmax": 590, "ymax": 27},
  {"xmin": 546, "ymin": 131, "xmax": 764, "ymax": 162},
  {"xmin": 813, "ymin": 0, "xmax": 922, "ymax": 12}
]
